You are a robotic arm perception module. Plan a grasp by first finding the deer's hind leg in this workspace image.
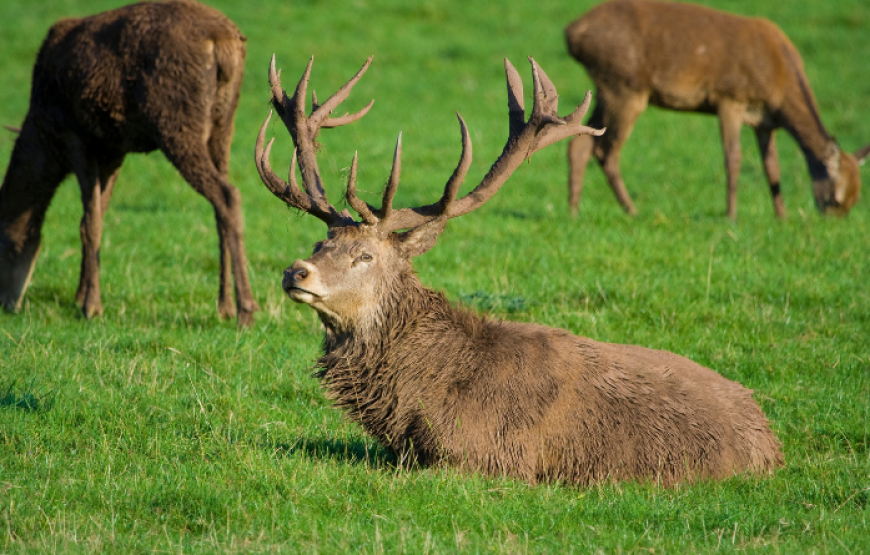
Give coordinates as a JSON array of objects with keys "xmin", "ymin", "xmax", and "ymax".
[
  {"xmin": 567, "ymin": 102, "xmax": 604, "ymax": 215},
  {"xmin": 591, "ymin": 87, "xmax": 648, "ymax": 215},
  {"xmin": 162, "ymin": 139, "xmax": 258, "ymax": 327},
  {"xmin": 74, "ymin": 152, "xmax": 124, "ymax": 318},
  {"xmin": 205, "ymin": 113, "xmax": 259, "ymax": 324}
]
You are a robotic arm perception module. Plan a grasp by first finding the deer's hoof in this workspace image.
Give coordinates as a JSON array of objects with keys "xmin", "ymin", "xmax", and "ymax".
[{"xmin": 236, "ymin": 309, "xmax": 256, "ymax": 328}]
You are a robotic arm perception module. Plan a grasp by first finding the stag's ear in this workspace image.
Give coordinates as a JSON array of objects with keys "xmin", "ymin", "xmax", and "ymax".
[
  {"xmin": 394, "ymin": 218, "xmax": 447, "ymax": 258},
  {"xmin": 854, "ymin": 144, "xmax": 870, "ymax": 165}
]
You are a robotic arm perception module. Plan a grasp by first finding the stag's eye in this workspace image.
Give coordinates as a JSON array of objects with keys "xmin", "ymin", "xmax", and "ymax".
[{"xmin": 355, "ymin": 252, "xmax": 373, "ymax": 264}]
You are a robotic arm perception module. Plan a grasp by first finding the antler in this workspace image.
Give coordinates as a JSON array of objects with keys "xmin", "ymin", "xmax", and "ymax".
[
  {"xmin": 256, "ymin": 55, "xmax": 604, "ymax": 235},
  {"xmin": 255, "ymin": 55, "xmax": 374, "ymax": 227},
  {"xmin": 371, "ymin": 57, "xmax": 605, "ymax": 234}
]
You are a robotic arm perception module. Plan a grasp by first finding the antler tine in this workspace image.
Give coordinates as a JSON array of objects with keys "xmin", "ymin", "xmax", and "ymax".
[
  {"xmin": 255, "ymin": 112, "xmax": 288, "ymax": 199},
  {"xmin": 292, "ymin": 56, "xmax": 314, "ymax": 118},
  {"xmin": 530, "ymin": 57, "xmax": 566, "ymax": 128},
  {"xmin": 505, "ymin": 59, "xmax": 525, "ymax": 114},
  {"xmin": 371, "ymin": 58, "xmax": 605, "ymax": 234},
  {"xmin": 345, "ymin": 152, "xmax": 379, "ymax": 225},
  {"xmin": 437, "ymin": 114, "xmax": 472, "ymax": 213},
  {"xmin": 377, "ymin": 133, "xmax": 403, "ymax": 221},
  {"xmin": 376, "ymin": 115, "xmax": 473, "ymax": 234},
  {"xmin": 311, "ymin": 56, "xmax": 374, "ymax": 130},
  {"xmin": 255, "ymin": 111, "xmax": 339, "ymax": 224},
  {"xmin": 322, "ymin": 99, "xmax": 375, "ymax": 128},
  {"xmin": 533, "ymin": 88, "xmax": 605, "ymax": 152},
  {"xmin": 532, "ymin": 57, "xmax": 559, "ymax": 112},
  {"xmin": 268, "ymin": 55, "xmax": 287, "ymax": 107},
  {"xmin": 505, "ymin": 59, "xmax": 526, "ymax": 137}
]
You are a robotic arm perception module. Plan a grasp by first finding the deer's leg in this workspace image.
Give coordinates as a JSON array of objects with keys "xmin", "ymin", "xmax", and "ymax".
[
  {"xmin": 755, "ymin": 127, "xmax": 785, "ymax": 218},
  {"xmin": 163, "ymin": 143, "xmax": 258, "ymax": 326},
  {"xmin": 98, "ymin": 158, "xmax": 122, "ymax": 215},
  {"xmin": 206, "ymin": 120, "xmax": 243, "ymax": 322},
  {"xmin": 0, "ymin": 119, "xmax": 68, "ymax": 312},
  {"xmin": 75, "ymin": 160, "xmax": 103, "ymax": 316},
  {"xmin": 75, "ymin": 155, "xmax": 124, "ymax": 314},
  {"xmin": 592, "ymin": 90, "xmax": 646, "ymax": 215},
  {"xmin": 718, "ymin": 103, "xmax": 744, "ymax": 220},
  {"xmin": 567, "ymin": 103, "xmax": 604, "ymax": 215},
  {"xmin": 214, "ymin": 209, "xmax": 235, "ymax": 320}
]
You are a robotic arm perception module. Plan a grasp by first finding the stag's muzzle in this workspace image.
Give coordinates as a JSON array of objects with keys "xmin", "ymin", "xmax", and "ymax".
[{"xmin": 282, "ymin": 259, "xmax": 323, "ymax": 303}]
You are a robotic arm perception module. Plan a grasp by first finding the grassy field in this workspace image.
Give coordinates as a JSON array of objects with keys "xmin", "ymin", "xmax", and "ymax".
[{"xmin": 1, "ymin": 0, "xmax": 869, "ymax": 552}]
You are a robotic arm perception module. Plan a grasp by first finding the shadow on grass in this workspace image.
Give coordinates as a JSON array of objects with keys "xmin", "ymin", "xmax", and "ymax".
[
  {"xmin": 0, "ymin": 379, "xmax": 58, "ymax": 412},
  {"xmin": 460, "ymin": 290, "xmax": 529, "ymax": 313},
  {"xmin": 273, "ymin": 435, "xmax": 400, "ymax": 470}
]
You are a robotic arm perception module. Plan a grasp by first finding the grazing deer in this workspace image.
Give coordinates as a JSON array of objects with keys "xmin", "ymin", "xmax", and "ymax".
[
  {"xmin": 255, "ymin": 55, "xmax": 783, "ymax": 486},
  {"xmin": 565, "ymin": 0, "xmax": 870, "ymax": 218},
  {"xmin": 0, "ymin": 0, "xmax": 259, "ymax": 325}
]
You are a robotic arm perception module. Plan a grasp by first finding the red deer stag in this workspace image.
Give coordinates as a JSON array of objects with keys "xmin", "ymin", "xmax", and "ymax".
[
  {"xmin": 0, "ymin": 0, "xmax": 259, "ymax": 325},
  {"xmin": 255, "ymin": 55, "xmax": 783, "ymax": 486},
  {"xmin": 565, "ymin": 0, "xmax": 870, "ymax": 218}
]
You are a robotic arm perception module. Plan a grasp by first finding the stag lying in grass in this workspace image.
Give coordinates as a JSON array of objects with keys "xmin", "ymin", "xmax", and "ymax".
[
  {"xmin": 0, "ymin": 0, "xmax": 259, "ymax": 325},
  {"xmin": 565, "ymin": 0, "xmax": 870, "ymax": 218},
  {"xmin": 256, "ymin": 55, "xmax": 783, "ymax": 486}
]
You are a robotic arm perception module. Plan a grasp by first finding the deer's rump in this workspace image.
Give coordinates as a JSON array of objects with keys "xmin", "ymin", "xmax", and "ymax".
[{"xmin": 32, "ymin": 0, "xmax": 245, "ymax": 153}]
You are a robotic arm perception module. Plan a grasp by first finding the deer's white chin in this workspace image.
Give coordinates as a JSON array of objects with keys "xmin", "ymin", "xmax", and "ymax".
[{"xmin": 287, "ymin": 287, "xmax": 325, "ymax": 305}]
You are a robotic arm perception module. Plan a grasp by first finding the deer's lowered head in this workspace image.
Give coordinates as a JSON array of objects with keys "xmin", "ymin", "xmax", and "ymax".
[{"xmin": 812, "ymin": 142, "xmax": 868, "ymax": 216}]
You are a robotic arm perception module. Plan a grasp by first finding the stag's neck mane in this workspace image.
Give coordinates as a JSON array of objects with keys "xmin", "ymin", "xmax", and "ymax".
[
  {"xmin": 320, "ymin": 267, "xmax": 481, "ymax": 364},
  {"xmin": 314, "ymin": 267, "xmax": 485, "ymax": 443}
]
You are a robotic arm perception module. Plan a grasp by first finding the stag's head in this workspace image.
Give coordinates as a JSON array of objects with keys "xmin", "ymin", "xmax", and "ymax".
[
  {"xmin": 813, "ymin": 143, "xmax": 870, "ymax": 216},
  {"xmin": 255, "ymin": 55, "xmax": 604, "ymax": 331}
]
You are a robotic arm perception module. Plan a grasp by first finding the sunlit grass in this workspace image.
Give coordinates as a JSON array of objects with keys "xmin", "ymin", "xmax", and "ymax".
[{"xmin": 1, "ymin": 0, "xmax": 869, "ymax": 552}]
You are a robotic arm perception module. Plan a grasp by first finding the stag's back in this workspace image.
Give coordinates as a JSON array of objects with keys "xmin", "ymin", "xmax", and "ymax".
[
  {"xmin": 565, "ymin": 0, "xmax": 801, "ymax": 113},
  {"xmin": 30, "ymin": 0, "xmax": 245, "ymax": 152},
  {"xmin": 410, "ymin": 319, "xmax": 782, "ymax": 485}
]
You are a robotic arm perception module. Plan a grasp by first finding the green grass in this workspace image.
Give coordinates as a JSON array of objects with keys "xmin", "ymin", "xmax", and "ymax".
[{"xmin": 1, "ymin": 0, "xmax": 869, "ymax": 552}]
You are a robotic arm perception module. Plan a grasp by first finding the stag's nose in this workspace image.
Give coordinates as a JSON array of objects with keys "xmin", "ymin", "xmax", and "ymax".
[{"xmin": 282, "ymin": 259, "xmax": 316, "ymax": 293}]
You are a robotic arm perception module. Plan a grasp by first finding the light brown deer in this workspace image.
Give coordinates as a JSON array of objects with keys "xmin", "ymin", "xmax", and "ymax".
[
  {"xmin": 565, "ymin": 0, "xmax": 870, "ymax": 218},
  {"xmin": 255, "ymin": 55, "xmax": 783, "ymax": 486},
  {"xmin": 0, "ymin": 0, "xmax": 259, "ymax": 325}
]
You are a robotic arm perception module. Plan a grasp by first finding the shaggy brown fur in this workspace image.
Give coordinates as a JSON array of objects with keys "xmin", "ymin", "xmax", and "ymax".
[
  {"xmin": 565, "ymin": 0, "xmax": 870, "ymax": 218},
  {"xmin": 0, "ymin": 0, "xmax": 259, "ymax": 325},
  {"xmin": 257, "ymin": 56, "xmax": 783, "ymax": 486},
  {"xmin": 290, "ymin": 226, "xmax": 783, "ymax": 486}
]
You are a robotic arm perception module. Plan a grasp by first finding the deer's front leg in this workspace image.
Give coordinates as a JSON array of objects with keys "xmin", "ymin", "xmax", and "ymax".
[
  {"xmin": 755, "ymin": 127, "xmax": 785, "ymax": 218},
  {"xmin": 718, "ymin": 103, "xmax": 744, "ymax": 220}
]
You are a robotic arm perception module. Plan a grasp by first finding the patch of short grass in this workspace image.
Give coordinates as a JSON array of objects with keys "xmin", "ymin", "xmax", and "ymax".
[{"xmin": 2, "ymin": 0, "xmax": 869, "ymax": 552}]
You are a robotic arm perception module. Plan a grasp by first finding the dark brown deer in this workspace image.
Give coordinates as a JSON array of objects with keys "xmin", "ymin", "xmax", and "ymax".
[
  {"xmin": 565, "ymin": 0, "xmax": 870, "ymax": 218},
  {"xmin": 255, "ymin": 55, "xmax": 783, "ymax": 486},
  {"xmin": 0, "ymin": 0, "xmax": 259, "ymax": 325}
]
